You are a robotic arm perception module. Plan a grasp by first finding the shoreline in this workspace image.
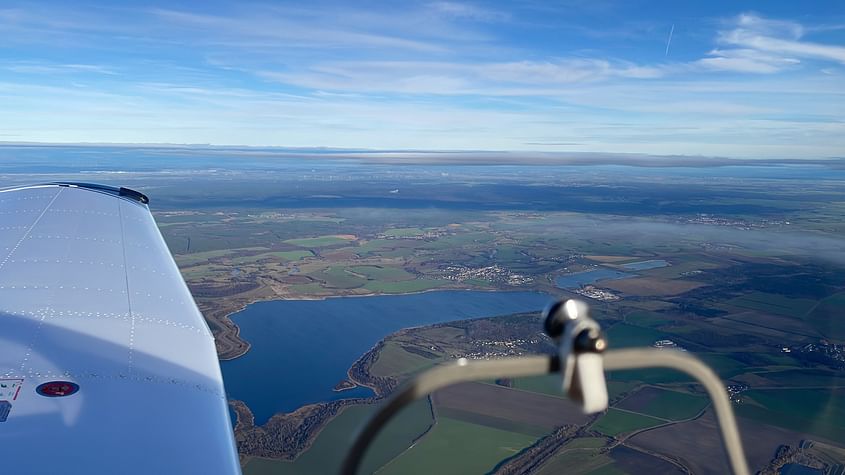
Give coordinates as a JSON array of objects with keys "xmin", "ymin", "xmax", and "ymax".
[
  {"xmin": 230, "ymin": 305, "xmax": 554, "ymax": 463},
  {"xmin": 229, "ymin": 305, "xmax": 555, "ymax": 462},
  {"xmin": 207, "ymin": 299, "xmax": 257, "ymax": 361},
  {"xmin": 332, "ymin": 379, "xmax": 359, "ymax": 392},
  {"xmin": 214, "ymin": 283, "xmax": 558, "ymax": 362}
]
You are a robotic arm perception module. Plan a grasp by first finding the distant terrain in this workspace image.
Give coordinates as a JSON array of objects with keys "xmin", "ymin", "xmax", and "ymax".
[{"xmin": 2, "ymin": 144, "xmax": 843, "ymax": 474}]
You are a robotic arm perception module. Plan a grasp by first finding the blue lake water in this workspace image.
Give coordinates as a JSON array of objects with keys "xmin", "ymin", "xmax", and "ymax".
[
  {"xmin": 554, "ymin": 269, "xmax": 633, "ymax": 289},
  {"xmin": 621, "ymin": 259, "xmax": 670, "ymax": 271},
  {"xmin": 221, "ymin": 290, "xmax": 552, "ymax": 425}
]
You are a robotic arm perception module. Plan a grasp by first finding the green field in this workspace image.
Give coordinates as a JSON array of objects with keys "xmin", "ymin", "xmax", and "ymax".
[
  {"xmin": 314, "ymin": 267, "xmax": 366, "ymax": 289},
  {"xmin": 413, "ymin": 325, "xmax": 466, "ymax": 342},
  {"xmin": 591, "ymin": 409, "xmax": 665, "ymax": 436},
  {"xmin": 180, "ymin": 264, "xmax": 227, "ymax": 280},
  {"xmin": 511, "ymin": 376, "xmax": 637, "ymax": 402},
  {"xmin": 437, "ymin": 406, "xmax": 551, "ymax": 437},
  {"xmin": 284, "ymin": 236, "xmax": 352, "ymax": 247},
  {"xmin": 698, "ymin": 353, "xmax": 748, "ymax": 378},
  {"xmin": 421, "ymin": 232, "xmax": 495, "ymax": 250},
  {"xmin": 228, "ymin": 250, "xmax": 314, "ymax": 264},
  {"xmin": 608, "ymin": 351, "xmax": 747, "ymax": 384},
  {"xmin": 605, "ymin": 381, "xmax": 640, "ymax": 400},
  {"xmin": 606, "ymin": 324, "xmax": 668, "ymax": 348},
  {"xmin": 377, "ymin": 247, "xmax": 417, "ymax": 258},
  {"xmin": 752, "ymin": 352, "xmax": 800, "ymax": 366},
  {"xmin": 736, "ymin": 389, "xmax": 845, "ymax": 442},
  {"xmin": 641, "ymin": 260, "xmax": 720, "ymax": 279},
  {"xmin": 511, "ymin": 375, "xmax": 565, "ymax": 398},
  {"xmin": 805, "ymin": 292, "xmax": 845, "ymax": 342},
  {"xmin": 464, "ymin": 278, "xmax": 495, "ymax": 287},
  {"xmin": 379, "ymin": 416, "xmax": 538, "ymax": 475},
  {"xmin": 752, "ymin": 368, "xmax": 840, "ymax": 387},
  {"xmin": 728, "ymin": 292, "xmax": 816, "ymax": 318},
  {"xmin": 493, "ymin": 246, "xmax": 532, "ymax": 265},
  {"xmin": 625, "ymin": 311, "xmax": 672, "ymax": 328},
  {"xmin": 383, "ymin": 227, "xmax": 425, "ymax": 237},
  {"xmin": 175, "ymin": 247, "xmax": 267, "ymax": 266},
  {"xmin": 619, "ymin": 388, "xmax": 709, "ymax": 421},
  {"xmin": 607, "ymin": 367, "xmax": 693, "ymax": 385},
  {"xmin": 364, "ymin": 279, "xmax": 449, "ymax": 293},
  {"xmin": 565, "ymin": 437, "xmax": 609, "ymax": 449},
  {"xmin": 265, "ymin": 250, "xmax": 314, "ymax": 260},
  {"xmin": 349, "ymin": 265, "xmax": 415, "ymax": 281},
  {"xmin": 354, "ymin": 239, "xmax": 395, "ymax": 255},
  {"xmin": 536, "ymin": 447, "xmax": 625, "ymax": 475},
  {"xmin": 370, "ymin": 341, "xmax": 439, "ymax": 377},
  {"xmin": 244, "ymin": 399, "xmax": 433, "ymax": 475}
]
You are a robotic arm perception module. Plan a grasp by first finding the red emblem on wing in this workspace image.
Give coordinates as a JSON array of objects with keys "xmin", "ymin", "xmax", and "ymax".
[{"xmin": 36, "ymin": 381, "xmax": 80, "ymax": 397}]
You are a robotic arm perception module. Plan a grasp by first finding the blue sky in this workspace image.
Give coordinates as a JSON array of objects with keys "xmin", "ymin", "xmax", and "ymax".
[{"xmin": 1, "ymin": 1, "xmax": 844, "ymax": 158}]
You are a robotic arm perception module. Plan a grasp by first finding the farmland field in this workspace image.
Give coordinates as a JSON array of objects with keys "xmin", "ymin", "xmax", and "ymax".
[
  {"xmin": 432, "ymin": 382, "xmax": 591, "ymax": 431},
  {"xmin": 727, "ymin": 292, "xmax": 817, "ymax": 318},
  {"xmin": 348, "ymin": 265, "xmax": 415, "ymax": 281},
  {"xmin": 805, "ymin": 292, "xmax": 845, "ymax": 342},
  {"xmin": 601, "ymin": 277, "xmax": 705, "ymax": 296},
  {"xmin": 536, "ymin": 447, "xmax": 623, "ymax": 475},
  {"xmin": 369, "ymin": 341, "xmax": 439, "ymax": 377},
  {"xmin": 616, "ymin": 387, "xmax": 709, "ymax": 421},
  {"xmin": 363, "ymin": 279, "xmax": 449, "ymax": 293},
  {"xmin": 383, "ymin": 227, "xmax": 425, "ymax": 237},
  {"xmin": 736, "ymin": 389, "xmax": 845, "ymax": 442},
  {"xmin": 591, "ymin": 409, "xmax": 665, "ymax": 436},
  {"xmin": 243, "ymin": 398, "xmax": 433, "ymax": 475},
  {"xmin": 284, "ymin": 235, "xmax": 355, "ymax": 247},
  {"xmin": 379, "ymin": 416, "xmax": 537, "ymax": 475}
]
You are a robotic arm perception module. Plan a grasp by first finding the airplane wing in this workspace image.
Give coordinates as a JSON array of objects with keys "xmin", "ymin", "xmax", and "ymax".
[{"xmin": 0, "ymin": 183, "xmax": 240, "ymax": 474}]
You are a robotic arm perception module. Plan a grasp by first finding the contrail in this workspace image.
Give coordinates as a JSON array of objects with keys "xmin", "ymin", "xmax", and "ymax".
[{"xmin": 665, "ymin": 23, "xmax": 675, "ymax": 56}]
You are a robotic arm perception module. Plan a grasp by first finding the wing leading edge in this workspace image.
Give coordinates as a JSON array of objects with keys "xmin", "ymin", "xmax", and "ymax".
[{"xmin": 0, "ymin": 183, "xmax": 240, "ymax": 474}]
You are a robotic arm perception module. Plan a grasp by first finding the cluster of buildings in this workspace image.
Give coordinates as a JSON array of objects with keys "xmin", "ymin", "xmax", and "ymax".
[
  {"xmin": 680, "ymin": 269, "xmax": 703, "ymax": 277},
  {"xmin": 377, "ymin": 229, "xmax": 446, "ymax": 240},
  {"xmin": 792, "ymin": 341, "xmax": 845, "ymax": 368},
  {"xmin": 455, "ymin": 339, "xmax": 534, "ymax": 360},
  {"xmin": 652, "ymin": 339, "xmax": 688, "ymax": 351},
  {"xmin": 726, "ymin": 383, "xmax": 749, "ymax": 403},
  {"xmin": 681, "ymin": 213, "xmax": 790, "ymax": 229},
  {"xmin": 574, "ymin": 285, "xmax": 620, "ymax": 301},
  {"xmin": 441, "ymin": 264, "xmax": 534, "ymax": 286},
  {"xmin": 547, "ymin": 253, "xmax": 583, "ymax": 264}
]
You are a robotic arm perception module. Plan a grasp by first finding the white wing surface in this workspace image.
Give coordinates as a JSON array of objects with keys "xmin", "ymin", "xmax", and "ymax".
[{"xmin": 0, "ymin": 183, "xmax": 240, "ymax": 474}]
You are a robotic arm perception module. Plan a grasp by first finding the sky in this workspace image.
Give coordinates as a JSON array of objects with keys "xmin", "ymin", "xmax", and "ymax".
[{"xmin": 0, "ymin": 0, "xmax": 844, "ymax": 159}]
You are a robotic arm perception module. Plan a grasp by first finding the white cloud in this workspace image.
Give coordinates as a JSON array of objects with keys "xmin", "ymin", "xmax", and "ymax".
[
  {"xmin": 712, "ymin": 13, "xmax": 845, "ymax": 72},
  {"xmin": 426, "ymin": 2, "xmax": 509, "ymax": 22},
  {"xmin": 2, "ymin": 74, "xmax": 843, "ymax": 158},
  {"xmin": 258, "ymin": 58, "xmax": 667, "ymax": 96},
  {"xmin": 733, "ymin": 13, "xmax": 804, "ymax": 39},
  {"xmin": 4, "ymin": 61, "xmax": 118, "ymax": 75},
  {"xmin": 481, "ymin": 59, "xmax": 664, "ymax": 83},
  {"xmin": 151, "ymin": 8, "xmax": 447, "ymax": 53},
  {"xmin": 1, "ymin": 4, "xmax": 843, "ymax": 157},
  {"xmin": 695, "ymin": 48, "xmax": 800, "ymax": 74}
]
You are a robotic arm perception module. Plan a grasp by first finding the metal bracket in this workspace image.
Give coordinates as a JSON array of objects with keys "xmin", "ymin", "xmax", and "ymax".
[
  {"xmin": 340, "ymin": 300, "xmax": 751, "ymax": 475},
  {"xmin": 548, "ymin": 299, "xmax": 609, "ymax": 414}
]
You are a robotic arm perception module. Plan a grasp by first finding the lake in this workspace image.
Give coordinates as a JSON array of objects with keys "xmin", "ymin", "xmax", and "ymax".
[
  {"xmin": 555, "ymin": 268, "xmax": 633, "ymax": 289},
  {"xmin": 221, "ymin": 290, "xmax": 552, "ymax": 425}
]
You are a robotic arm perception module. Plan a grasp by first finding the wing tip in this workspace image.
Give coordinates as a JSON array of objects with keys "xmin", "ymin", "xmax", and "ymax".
[
  {"xmin": 117, "ymin": 186, "xmax": 150, "ymax": 204},
  {"xmin": 27, "ymin": 181, "xmax": 150, "ymax": 205}
]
